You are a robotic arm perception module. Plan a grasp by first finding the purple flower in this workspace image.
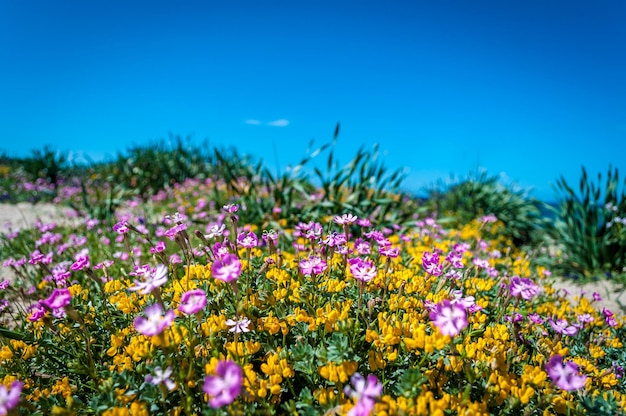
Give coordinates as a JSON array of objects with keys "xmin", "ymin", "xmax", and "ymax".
[
  {"xmin": 509, "ymin": 276, "xmax": 540, "ymax": 300},
  {"xmin": 0, "ymin": 380, "xmax": 22, "ymax": 415},
  {"xmin": 225, "ymin": 316, "xmax": 251, "ymax": 333},
  {"xmin": 211, "ymin": 254, "xmax": 242, "ymax": 282},
  {"xmin": 203, "ymin": 360, "xmax": 243, "ymax": 408},
  {"xmin": 549, "ymin": 318, "xmax": 579, "ymax": 336},
  {"xmin": 545, "ymin": 355, "xmax": 587, "ymax": 391},
  {"xmin": 349, "ymin": 258, "xmax": 377, "ymax": 283},
  {"xmin": 178, "ymin": 289, "xmax": 207, "ymax": 315},
  {"xmin": 134, "ymin": 304, "xmax": 175, "ymax": 336},
  {"xmin": 128, "ymin": 264, "xmax": 169, "ymax": 295},
  {"xmin": 145, "ymin": 366, "xmax": 176, "ymax": 391},
  {"xmin": 236, "ymin": 231, "xmax": 258, "ymax": 249},
  {"xmin": 429, "ymin": 300, "xmax": 468, "ymax": 337},
  {"xmin": 592, "ymin": 292, "xmax": 602, "ymax": 302},
  {"xmin": 344, "ymin": 372, "xmax": 382, "ymax": 416},
  {"xmin": 42, "ymin": 288, "xmax": 71, "ymax": 310},
  {"xmin": 299, "ymin": 255, "xmax": 327, "ymax": 276}
]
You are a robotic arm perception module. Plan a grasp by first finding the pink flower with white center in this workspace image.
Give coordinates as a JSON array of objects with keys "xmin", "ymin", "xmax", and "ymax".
[
  {"xmin": 429, "ymin": 300, "xmax": 468, "ymax": 337},
  {"xmin": 236, "ymin": 231, "xmax": 258, "ymax": 248},
  {"xmin": 145, "ymin": 366, "xmax": 176, "ymax": 391},
  {"xmin": 349, "ymin": 258, "xmax": 377, "ymax": 283},
  {"xmin": 334, "ymin": 213, "xmax": 358, "ymax": 225},
  {"xmin": 299, "ymin": 255, "xmax": 327, "ymax": 276},
  {"xmin": 134, "ymin": 304, "xmax": 176, "ymax": 337},
  {"xmin": 128, "ymin": 264, "xmax": 169, "ymax": 295},
  {"xmin": 450, "ymin": 290, "xmax": 475, "ymax": 309},
  {"xmin": 472, "ymin": 258, "xmax": 490, "ymax": 269},
  {"xmin": 178, "ymin": 289, "xmax": 207, "ymax": 315},
  {"xmin": 322, "ymin": 232, "xmax": 346, "ymax": 247},
  {"xmin": 549, "ymin": 318, "xmax": 579, "ymax": 336},
  {"xmin": 422, "ymin": 251, "xmax": 442, "ymax": 276},
  {"xmin": 357, "ymin": 218, "xmax": 371, "ymax": 227},
  {"xmin": 205, "ymin": 223, "xmax": 226, "ymax": 239},
  {"xmin": 528, "ymin": 313, "xmax": 544, "ymax": 324},
  {"xmin": 42, "ymin": 288, "xmax": 71, "ymax": 310},
  {"xmin": 482, "ymin": 213, "xmax": 498, "ymax": 223},
  {"xmin": 223, "ymin": 204, "xmax": 239, "ymax": 213},
  {"xmin": 70, "ymin": 253, "xmax": 90, "ymax": 271},
  {"xmin": 0, "ymin": 380, "xmax": 22, "ymax": 415},
  {"xmin": 509, "ymin": 276, "xmax": 540, "ymax": 300},
  {"xmin": 225, "ymin": 316, "xmax": 251, "ymax": 333},
  {"xmin": 211, "ymin": 254, "xmax": 242, "ymax": 282},
  {"xmin": 344, "ymin": 372, "xmax": 382, "ymax": 416},
  {"xmin": 354, "ymin": 238, "xmax": 371, "ymax": 255},
  {"xmin": 212, "ymin": 242, "xmax": 230, "ymax": 259},
  {"xmin": 113, "ymin": 221, "xmax": 129, "ymax": 234},
  {"xmin": 150, "ymin": 241, "xmax": 166, "ymax": 254},
  {"xmin": 379, "ymin": 245, "xmax": 400, "ymax": 258},
  {"xmin": 445, "ymin": 251, "xmax": 464, "ymax": 268},
  {"xmin": 203, "ymin": 360, "xmax": 243, "ymax": 408},
  {"xmin": 545, "ymin": 355, "xmax": 587, "ymax": 391}
]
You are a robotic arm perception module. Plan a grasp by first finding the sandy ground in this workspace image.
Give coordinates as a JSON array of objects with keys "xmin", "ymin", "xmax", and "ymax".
[
  {"xmin": 0, "ymin": 202, "xmax": 80, "ymax": 230},
  {"xmin": 0, "ymin": 203, "xmax": 624, "ymax": 314}
]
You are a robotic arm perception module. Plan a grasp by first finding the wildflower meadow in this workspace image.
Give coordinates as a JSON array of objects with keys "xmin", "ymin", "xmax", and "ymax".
[{"xmin": 0, "ymin": 138, "xmax": 625, "ymax": 415}]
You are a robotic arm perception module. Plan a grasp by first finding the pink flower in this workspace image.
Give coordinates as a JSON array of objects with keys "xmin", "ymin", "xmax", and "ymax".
[
  {"xmin": 549, "ymin": 318, "xmax": 579, "ymax": 336},
  {"xmin": 42, "ymin": 288, "xmax": 71, "ymax": 310},
  {"xmin": 545, "ymin": 355, "xmax": 587, "ymax": 391},
  {"xmin": 429, "ymin": 300, "xmax": 468, "ymax": 337},
  {"xmin": 211, "ymin": 254, "xmax": 242, "ymax": 282},
  {"xmin": 349, "ymin": 258, "xmax": 377, "ymax": 283},
  {"xmin": 236, "ymin": 231, "xmax": 258, "ymax": 249},
  {"xmin": 128, "ymin": 264, "xmax": 169, "ymax": 295},
  {"xmin": 150, "ymin": 241, "xmax": 166, "ymax": 254},
  {"xmin": 334, "ymin": 213, "xmax": 358, "ymax": 225},
  {"xmin": 0, "ymin": 380, "xmax": 22, "ymax": 415},
  {"xmin": 178, "ymin": 289, "xmax": 207, "ymax": 315},
  {"xmin": 344, "ymin": 372, "xmax": 382, "ymax": 416},
  {"xmin": 509, "ymin": 276, "xmax": 540, "ymax": 300},
  {"xmin": 422, "ymin": 251, "xmax": 442, "ymax": 276},
  {"xmin": 299, "ymin": 255, "xmax": 327, "ymax": 276},
  {"xmin": 112, "ymin": 221, "xmax": 129, "ymax": 234},
  {"xmin": 70, "ymin": 253, "xmax": 90, "ymax": 271},
  {"xmin": 145, "ymin": 366, "xmax": 176, "ymax": 391},
  {"xmin": 134, "ymin": 304, "xmax": 175, "ymax": 336},
  {"xmin": 203, "ymin": 360, "xmax": 243, "ymax": 408},
  {"xmin": 225, "ymin": 316, "xmax": 251, "ymax": 333}
]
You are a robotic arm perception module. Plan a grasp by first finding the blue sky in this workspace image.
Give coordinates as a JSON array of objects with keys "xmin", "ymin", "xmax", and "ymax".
[{"xmin": 1, "ymin": 1, "xmax": 625, "ymax": 200}]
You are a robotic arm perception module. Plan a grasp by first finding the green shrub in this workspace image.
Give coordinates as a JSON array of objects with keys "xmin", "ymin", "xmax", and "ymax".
[
  {"xmin": 548, "ymin": 165, "xmax": 626, "ymax": 279},
  {"xmin": 425, "ymin": 170, "xmax": 546, "ymax": 247}
]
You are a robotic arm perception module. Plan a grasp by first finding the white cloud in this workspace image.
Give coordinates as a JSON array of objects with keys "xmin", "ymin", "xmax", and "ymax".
[
  {"xmin": 245, "ymin": 119, "xmax": 262, "ymax": 125},
  {"xmin": 267, "ymin": 119, "xmax": 289, "ymax": 127}
]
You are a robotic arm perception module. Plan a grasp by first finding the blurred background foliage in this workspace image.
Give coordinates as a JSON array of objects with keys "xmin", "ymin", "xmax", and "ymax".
[{"xmin": 1, "ymin": 130, "xmax": 625, "ymax": 283}]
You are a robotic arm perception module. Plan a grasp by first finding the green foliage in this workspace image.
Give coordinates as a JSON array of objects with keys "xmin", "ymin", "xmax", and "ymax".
[
  {"xmin": 22, "ymin": 145, "xmax": 68, "ymax": 185},
  {"xmin": 107, "ymin": 135, "xmax": 213, "ymax": 198},
  {"xmin": 548, "ymin": 166, "xmax": 626, "ymax": 278},
  {"xmin": 425, "ymin": 170, "xmax": 546, "ymax": 247}
]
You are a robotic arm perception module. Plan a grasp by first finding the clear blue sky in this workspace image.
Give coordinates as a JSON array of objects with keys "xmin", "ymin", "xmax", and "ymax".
[{"xmin": 1, "ymin": 1, "xmax": 625, "ymax": 200}]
